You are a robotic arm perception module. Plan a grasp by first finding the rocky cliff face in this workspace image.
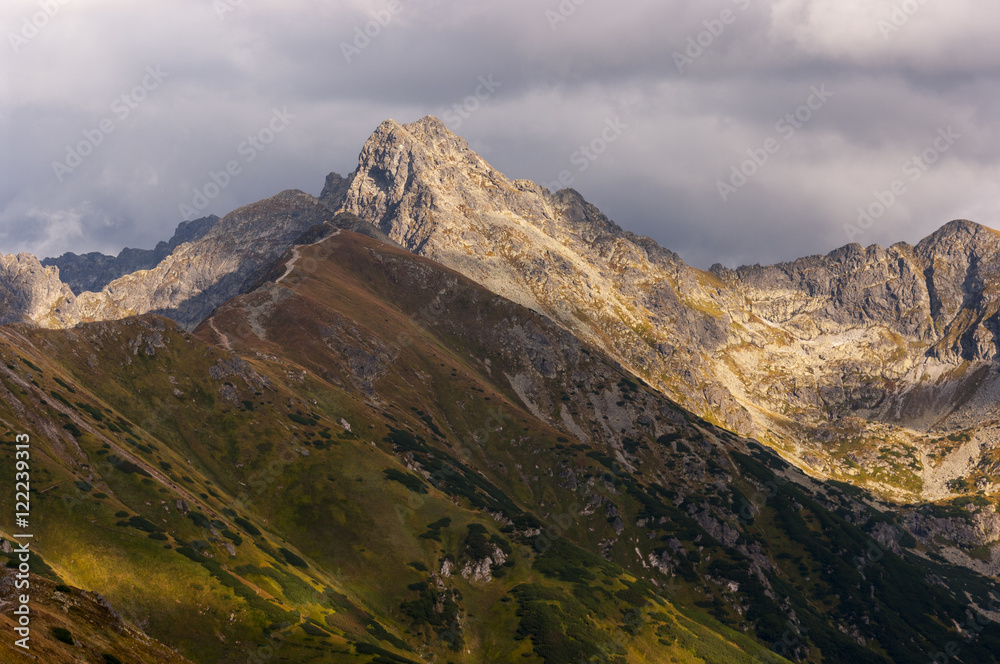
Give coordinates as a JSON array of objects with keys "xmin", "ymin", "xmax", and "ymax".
[
  {"xmin": 42, "ymin": 215, "xmax": 220, "ymax": 294},
  {"xmin": 706, "ymin": 221, "xmax": 1000, "ymax": 493},
  {"xmin": 0, "ymin": 253, "xmax": 80, "ymax": 328},
  {"xmin": 338, "ymin": 117, "xmax": 749, "ymax": 432},
  {"xmin": 2, "ymin": 116, "xmax": 1000, "ymax": 501},
  {"xmin": 0, "ymin": 192, "xmax": 335, "ymax": 330},
  {"xmin": 318, "ymin": 171, "xmax": 354, "ymax": 211},
  {"xmin": 73, "ymin": 190, "xmax": 332, "ymax": 328},
  {"xmin": 1, "ymin": 186, "xmax": 395, "ymax": 334},
  {"xmin": 337, "ymin": 116, "xmax": 1000, "ymax": 501},
  {"xmin": 718, "ymin": 219, "xmax": 1000, "ymax": 365}
]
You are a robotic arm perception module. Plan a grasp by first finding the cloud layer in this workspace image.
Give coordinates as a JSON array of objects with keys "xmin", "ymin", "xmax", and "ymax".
[{"xmin": 3, "ymin": 0, "xmax": 999, "ymax": 268}]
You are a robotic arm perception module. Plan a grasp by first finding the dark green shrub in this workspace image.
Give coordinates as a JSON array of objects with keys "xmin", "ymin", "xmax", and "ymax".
[
  {"xmin": 234, "ymin": 516, "xmax": 261, "ymax": 536},
  {"xmin": 51, "ymin": 627, "xmax": 74, "ymax": 645},
  {"xmin": 279, "ymin": 547, "xmax": 308, "ymax": 568},
  {"xmin": 384, "ymin": 468, "xmax": 428, "ymax": 494}
]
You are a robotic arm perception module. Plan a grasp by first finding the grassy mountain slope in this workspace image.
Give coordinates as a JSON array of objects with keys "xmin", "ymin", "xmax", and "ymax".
[
  {"xmin": 0, "ymin": 229, "xmax": 996, "ymax": 662},
  {"xmin": 333, "ymin": 117, "xmax": 1000, "ymax": 508}
]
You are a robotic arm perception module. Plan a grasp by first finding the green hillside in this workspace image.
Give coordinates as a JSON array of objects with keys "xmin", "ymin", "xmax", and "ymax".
[{"xmin": 0, "ymin": 230, "xmax": 997, "ymax": 663}]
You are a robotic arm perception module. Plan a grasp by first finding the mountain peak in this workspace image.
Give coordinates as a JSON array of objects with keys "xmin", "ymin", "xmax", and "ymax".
[
  {"xmin": 42, "ymin": 215, "xmax": 220, "ymax": 294},
  {"xmin": 362, "ymin": 115, "xmax": 475, "ymax": 166},
  {"xmin": 922, "ymin": 218, "xmax": 998, "ymax": 242},
  {"xmin": 342, "ymin": 116, "xmax": 519, "ymax": 249},
  {"xmin": 941, "ymin": 218, "xmax": 987, "ymax": 232},
  {"xmin": 404, "ymin": 114, "xmax": 451, "ymax": 135},
  {"xmin": 915, "ymin": 218, "xmax": 1000, "ymax": 258}
]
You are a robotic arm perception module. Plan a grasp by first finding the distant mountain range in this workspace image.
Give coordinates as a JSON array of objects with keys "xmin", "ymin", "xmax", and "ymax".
[
  {"xmin": 0, "ymin": 117, "xmax": 997, "ymax": 664},
  {"xmin": 42, "ymin": 215, "xmax": 220, "ymax": 294}
]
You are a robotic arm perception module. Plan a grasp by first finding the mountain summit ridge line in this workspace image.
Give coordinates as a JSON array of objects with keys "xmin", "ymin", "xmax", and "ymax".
[{"xmin": 1, "ymin": 115, "xmax": 999, "ymax": 502}]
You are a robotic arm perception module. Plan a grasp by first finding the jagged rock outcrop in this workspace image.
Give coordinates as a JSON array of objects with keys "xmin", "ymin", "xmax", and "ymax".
[
  {"xmin": 338, "ymin": 116, "xmax": 1000, "ymax": 500},
  {"xmin": 4, "ymin": 116, "xmax": 1000, "ymax": 500},
  {"xmin": 318, "ymin": 171, "xmax": 354, "ymax": 211},
  {"xmin": 0, "ymin": 253, "xmax": 80, "ymax": 328},
  {"xmin": 340, "ymin": 116, "xmax": 748, "ymax": 436},
  {"xmin": 4, "ymin": 189, "xmax": 396, "ymax": 334},
  {"xmin": 916, "ymin": 221, "xmax": 1000, "ymax": 362},
  {"xmin": 716, "ymin": 220, "xmax": 1000, "ymax": 364},
  {"xmin": 0, "ymin": 193, "xmax": 334, "ymax": 331},
  {"xmin": 42, "ymin": 215, "xmax": 220, "ymax": 294},
  {"xmin": 71, "ymin": 190, "xmax": 331, "ymax": 328},
  {"xmin": 710, "ymin": 220, "xmax": 1000, "ymax": 439}
]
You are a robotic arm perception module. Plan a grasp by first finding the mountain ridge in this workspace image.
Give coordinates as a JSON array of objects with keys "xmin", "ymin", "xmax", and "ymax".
[
  {"xmin": 1, "ymin": 119, "xmax": 999, "ymax": 662},
  {"xmin": 2, "ymin": 116, "xmax": 1000, "ymax": 506},
  {"xmin": 41, "ymin": 215, "xmax": 220, "ymax": 294},
  {"xmin": 331, "ymin": 116, "xmax": 1000, "ymax": 504},
  {"xmin": 3, "ymin": 226, "xmax": 999, "ymax": 663}
]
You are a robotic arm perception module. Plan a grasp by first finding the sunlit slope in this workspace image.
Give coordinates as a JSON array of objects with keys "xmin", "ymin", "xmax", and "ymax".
[{"xmin": 0, "ymin": 230, "xmax": 996, "ymax": 662}]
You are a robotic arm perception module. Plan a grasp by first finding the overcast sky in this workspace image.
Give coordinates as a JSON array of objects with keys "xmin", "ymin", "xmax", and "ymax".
[{"xmin": 2, "ymin": 0, "xmax": 999, "ymax": 268}]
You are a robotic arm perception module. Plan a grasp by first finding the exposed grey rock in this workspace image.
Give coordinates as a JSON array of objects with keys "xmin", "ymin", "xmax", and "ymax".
[
  {"xmin": 218, "ymin": 383, "xmax": 239, "ymax": 404},
  {"xmin": 6, "ymin": 116, "xmax": 1000, "ymax": 505},
  {"xmin": 558, "ymin": 466, "xmax": 578, "ymax": 490},
  {"xmin": 337, "ymin": 116, "xmax": 1000, "ymax": 501},
  {"xmin": 42, "ymin": 215, "xmax": 219, "ymax": 294},
  {"xmin": 0, "ymin": 192, "xmax": 334, "ymax": 331},
  {"xmin": 318, "ymin": 171, "xmax": 354, "ymax": 211},
  {"xmin": 0, "ymin": 252, "xmax": 80, "ymax": 328},
  {"xmin": 460, "ymin": 558, "xmax": 493, "ymax": 583},
  {"xmin": 76, "ymin": 190, "xmax": 332, "ymax": 329},
  {"xmin": 208, "ymin": 356, "xmax": 272, "ymax": 391}
]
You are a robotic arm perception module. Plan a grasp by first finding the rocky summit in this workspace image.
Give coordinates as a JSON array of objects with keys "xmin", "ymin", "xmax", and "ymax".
[
  {"xmin": 334, "ymin": 117, "xmax": 1000, "ymax": 503},
  {"xmin": 0, "ymin": 117, "xmax": 998, "ymax": 664},
  {"xmin": 43, "ymin": 215, "xmax": 220, "ymax": 295}
]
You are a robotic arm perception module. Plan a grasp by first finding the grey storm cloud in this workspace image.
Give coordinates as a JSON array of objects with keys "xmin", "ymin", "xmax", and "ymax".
[{"xmin": 2, "ymin": 0, "xmax": 999, "ymax": 268}]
